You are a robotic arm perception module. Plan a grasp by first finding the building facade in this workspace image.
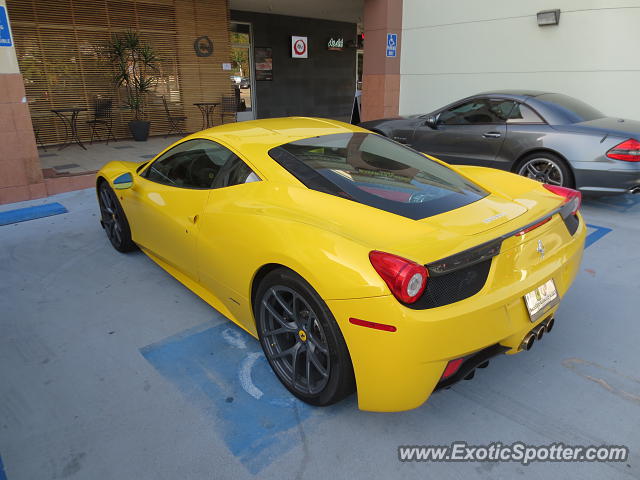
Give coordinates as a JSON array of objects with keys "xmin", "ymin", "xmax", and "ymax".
[
  {"xmin": 8, "ymin": 0, "xmax": 234, "ymax": 143},
  {"xmin": 230, "ymin": 10, "xmax": 357, "ymax": 122},
  {"xmin": 398, "ymin": 0, "xmax": 640, "ymax": 119},
  {"xmin": 0, "ymin": 0, "xmax": 378, "ymax": 204},
  {"xmin": 1, "ymin": 0, "xmax": 46, "ymax": 202},
  {"xmin": 8, "ymin": 0, "xmax": 635, "ymax": 205}
]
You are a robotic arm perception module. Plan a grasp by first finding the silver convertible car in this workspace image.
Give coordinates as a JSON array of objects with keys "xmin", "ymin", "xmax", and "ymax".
[{"xmin": 360, "ymin": 90, "xmax": 640, "ymax": 195}]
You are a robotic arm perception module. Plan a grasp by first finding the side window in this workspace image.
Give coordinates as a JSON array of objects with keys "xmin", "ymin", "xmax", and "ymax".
[
  {"xmin": 489, "ymin": 99, "xmax": 517, "ymax": 121},
  {"xmin": 144, "ymin": 139, "xmax": 223, "ymax": 188},
  {"xmin": 213, "ymin": 154, "xmax": 261, "ymax": 188},
  {"xmin": 439, "ymin": 99, "xmax": 514, "ymax": 125},
  {"xmin": 507, "ymin": 103, "xmax": 545, "ymax": 124},
  {"xmin": 143, "ymin": 138, "xmax": 259, "ymax": 189}
]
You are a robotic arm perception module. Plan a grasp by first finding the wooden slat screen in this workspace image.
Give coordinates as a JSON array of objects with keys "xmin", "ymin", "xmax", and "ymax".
[{"xmin": 7, "ymin": 0, "xmax": 234, "ymax": 146}]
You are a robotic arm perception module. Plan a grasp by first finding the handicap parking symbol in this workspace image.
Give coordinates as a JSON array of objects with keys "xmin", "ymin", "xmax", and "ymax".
[
  {"xmin": 141, "ymin": 322, "xmax": 347, "ymax": 474},
  {"xmin": 386, "ymin": 33, "xmax": 397, "ymax": 57}
]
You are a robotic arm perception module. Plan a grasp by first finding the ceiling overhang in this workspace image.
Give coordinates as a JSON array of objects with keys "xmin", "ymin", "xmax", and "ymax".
[{"xmin": 229, "ymin": 0, "xmax": 363, "ymax": 24}]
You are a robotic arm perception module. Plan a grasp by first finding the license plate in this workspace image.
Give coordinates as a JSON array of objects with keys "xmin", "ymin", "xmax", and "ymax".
[{"xmin": 524, "ymin": 279, "xmax": 559, "ymax": 322}]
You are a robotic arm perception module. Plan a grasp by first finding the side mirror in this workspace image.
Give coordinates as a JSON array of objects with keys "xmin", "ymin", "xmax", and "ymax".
[
  {"xmin": 113, "ymin": 172, "xmax": 133, "ymax": 190},
  {"xmin": 425, "ymin": 115, "xmax": 439, "ymax": 129}
]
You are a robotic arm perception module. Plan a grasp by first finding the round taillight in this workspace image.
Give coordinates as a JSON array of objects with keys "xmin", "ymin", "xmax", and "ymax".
[
  {"xmin": 369, "ymin": 251, "xmax": 428, "ymax": 304},
  {"xmin": 406, "ymin": 272, "xmax": 424, "ymax": 298}
]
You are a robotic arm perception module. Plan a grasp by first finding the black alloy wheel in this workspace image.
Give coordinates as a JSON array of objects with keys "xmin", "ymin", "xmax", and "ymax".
[
  {"xmin": 98, "ymin": 181, "xmax": 136, "ymax": 253},
  {"xmin": 255, "ymin": 268, "xmax": 355, "ymax": 406}
]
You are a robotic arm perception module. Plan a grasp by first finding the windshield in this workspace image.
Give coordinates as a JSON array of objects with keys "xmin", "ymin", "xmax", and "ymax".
[
  {"xmin": 536, "ymin": 93, "xmax": 604, "ymax": 123},
  {"xmin": 268, "ymin": 133, "xmax": 487, "ymax": 220}
]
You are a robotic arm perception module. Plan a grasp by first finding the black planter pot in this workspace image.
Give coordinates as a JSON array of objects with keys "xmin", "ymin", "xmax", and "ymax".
[{"xmin": 129, "ymin": 120, "xmax": 150, "ymax": 141}]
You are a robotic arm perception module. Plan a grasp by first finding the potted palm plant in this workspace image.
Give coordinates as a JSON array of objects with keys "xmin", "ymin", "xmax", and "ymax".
[{"xmin": 106, "ymin": 30, "xmax": 159, "ymax": 141}]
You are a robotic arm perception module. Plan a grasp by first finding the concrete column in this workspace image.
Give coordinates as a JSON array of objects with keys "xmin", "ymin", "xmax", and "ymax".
[
  {"xmin": 0, "ymin": 0, "xmax": 45, "ymax": 204},
  {"xmin": 361, "ymin": 0, "xmax": 402, "ymax": 121}
]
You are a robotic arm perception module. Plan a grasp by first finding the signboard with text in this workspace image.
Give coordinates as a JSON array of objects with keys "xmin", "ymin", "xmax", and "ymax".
[
  {"xmin": 255, "ymin": 47, "xmax": 273, "ymax": 81},
  {"xmin": 327, "ymin": 36, "xmax": 344, "ymax": 51},
  {"xmin": 0, "ymin": 6, "xmax": 13, "ymax": 47},
  {"xmin": 386, "ymin": 33, "xmax": 397, "ymax": 57}
]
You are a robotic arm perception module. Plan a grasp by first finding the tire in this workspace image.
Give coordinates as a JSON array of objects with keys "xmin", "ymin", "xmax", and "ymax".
[
  {"xmin": 516, "ymin": 152, "xmax": 574, "ymax": 188},
  {"xmin": 97, "ymin": 181, "xmax": 136, "ymax": 253},
  {"xmin": 254, "ymin": 268, "xmax": 355, "ymax": 406}
]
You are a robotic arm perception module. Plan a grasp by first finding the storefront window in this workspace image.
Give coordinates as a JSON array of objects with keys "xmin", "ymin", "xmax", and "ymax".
[
  {"xmin": 7, "ymin": 0, "xmax": 185, "ymax": 145},
  {"xmin": 229, "ymin": 22, "xmax": 254, "ymax": 119}
]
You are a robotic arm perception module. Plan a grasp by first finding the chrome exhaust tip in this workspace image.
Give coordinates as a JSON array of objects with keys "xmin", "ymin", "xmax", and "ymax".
[
  {"xmin": 534, "ymin": 325, "xmax": 545, "ymax": 341},
  {"xmin": 545, "ymin": 317, "xmax": 555, "ymax": 333},
  {"xmin": 520, "ymin": 333, "xmax": 535, "ymax": 351}
]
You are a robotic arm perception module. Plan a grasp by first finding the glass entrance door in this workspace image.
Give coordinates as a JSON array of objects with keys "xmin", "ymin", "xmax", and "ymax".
[{"xmin": 230, "ymin": 22, "xmax": 255, "ymax": 121}]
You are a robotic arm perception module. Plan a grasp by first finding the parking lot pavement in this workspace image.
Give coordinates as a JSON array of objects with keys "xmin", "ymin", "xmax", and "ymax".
[{"xmin": 0, "ymin": 188, "xmax": 639, "ymax": 480}]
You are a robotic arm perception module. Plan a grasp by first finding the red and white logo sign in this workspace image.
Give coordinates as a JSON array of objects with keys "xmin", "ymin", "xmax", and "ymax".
[{"xmin": 291, "ymin": 36, "xmax": 308, "ymax": 58}]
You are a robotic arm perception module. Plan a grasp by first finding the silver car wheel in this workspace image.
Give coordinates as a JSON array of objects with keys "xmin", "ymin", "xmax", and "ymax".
[{"xmin": 518, "ymin": 158, "xmax": 564, "ymax": 186}]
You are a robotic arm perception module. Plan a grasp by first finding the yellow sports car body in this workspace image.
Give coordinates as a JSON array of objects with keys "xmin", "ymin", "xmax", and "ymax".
[{"xmin": 96, "ymin": 117, "xmax": 585, "ymax": 412}]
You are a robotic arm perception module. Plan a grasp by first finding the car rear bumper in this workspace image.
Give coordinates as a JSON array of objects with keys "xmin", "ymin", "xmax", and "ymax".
[
  {"xmin": 573, "ymin": 160, "xmax": 640, "ymax": 194},
  {"xmin": 327, "ymin": 214, "xmax": 586, "ymax": 412}
]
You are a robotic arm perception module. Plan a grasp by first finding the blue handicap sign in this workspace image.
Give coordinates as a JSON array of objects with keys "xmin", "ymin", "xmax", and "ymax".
[
  {"xmin": 0, "ymin": 7, "xmax": 12, "ymax": 47},
  {"xmin": 386, "ymin": 33, "xmax": 397, "ymax": 57}
]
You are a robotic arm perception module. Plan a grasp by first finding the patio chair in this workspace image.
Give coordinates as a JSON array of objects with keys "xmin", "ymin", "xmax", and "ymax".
[
  {"xmin": 32, "ymin": 113, "xmax": 49, "ymax": 151},
  {"xmin": 162, "ymin": 96, "xmax": 187, "ymax": 137},
  {"xmin": 220, "ymin": 94, "xmax": 238, "ymax": 124},
  {"xmin": 87, "ymin": 97, "xmax": 116, "ymax": 145}
]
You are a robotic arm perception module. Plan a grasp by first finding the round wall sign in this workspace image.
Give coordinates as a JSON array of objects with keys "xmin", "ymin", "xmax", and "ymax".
[
  {"xmin": 294, "ymin": 39, "xmax": 306, "ymax": 55},
  {"xmin": 291, "ymin": 36, "xmax": 308, "ymax": 58},
  {"xmin": 194, "ymin": 36, "xmax": 213, "ymax": 57}
]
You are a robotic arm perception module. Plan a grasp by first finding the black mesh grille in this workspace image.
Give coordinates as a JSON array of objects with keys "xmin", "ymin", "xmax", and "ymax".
[{"xmin": 408, "ymin": 259, "xmax": 493, "ymax": 309}]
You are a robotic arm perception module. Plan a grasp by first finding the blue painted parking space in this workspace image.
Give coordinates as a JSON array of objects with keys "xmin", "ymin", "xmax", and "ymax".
[
  {"xmin": 584, "ymin": 193, "xmax": 640, "ymax": 213},
  {"xmin": 0, "ymin": 454, "xmax": 7, "ymax": 480},
  {"xmin": 0, "ymin": 202, "xmax": 68, "ymax": 226},
  {"xmin": 584, "ymin": 224, "xmax": 613, "ymax": 248},
  {"xmin": 141, "ymin": 323, "xmax": 343, "ymax": 474}
]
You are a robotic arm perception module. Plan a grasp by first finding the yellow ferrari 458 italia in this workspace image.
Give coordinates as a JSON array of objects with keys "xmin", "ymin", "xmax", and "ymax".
[{"xmin": 96, "ymin": 117, "xmax": 585, "ymax": 412}]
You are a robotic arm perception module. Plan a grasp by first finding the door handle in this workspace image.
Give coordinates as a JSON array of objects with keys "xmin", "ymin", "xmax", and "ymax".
[
  {"xmin": 187, "ymin": 214, "xmax": 199, "ymax": 224},
  {"xmin": 483, "ymin": 131, "xmax": 501, "ymax": 138}
]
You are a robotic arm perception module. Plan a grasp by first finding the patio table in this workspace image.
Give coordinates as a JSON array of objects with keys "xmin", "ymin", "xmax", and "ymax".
[
  {"xmin": 193, "ymin": 102, "xmax": 220, "ymax": 130},
  {"xmin": 51, "ymin": 108, "xmax": 88, "ymax": 150}
]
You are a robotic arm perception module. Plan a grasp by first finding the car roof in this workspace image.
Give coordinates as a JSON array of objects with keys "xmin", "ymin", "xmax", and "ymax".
[
  {"xmin": 429, "ymin": 90, "xmax": 552, "ymax": 115},
  {"xmin": 196, "ymin": 117, "xmax": 364, "ymax": 151},
  {"xmin": 182, "ymin": 117, "xmax": 367, "ymax": 183},
  {"xmin": 475, "ymin": 90, "xmax": 549, "ymax": 99}
]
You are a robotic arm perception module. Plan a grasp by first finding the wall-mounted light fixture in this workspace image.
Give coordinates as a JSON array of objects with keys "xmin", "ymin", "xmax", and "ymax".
[{"xmin": 537, "ymin": 9, "xmax": 560, "ymax": 26}]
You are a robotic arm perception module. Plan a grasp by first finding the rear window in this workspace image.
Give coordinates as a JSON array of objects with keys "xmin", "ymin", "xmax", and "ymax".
[
  {"xmin": 536, "ymin": 93, "xmax": 603, "ymax": 123},
  {"xmin": 268, "ymin": 133, "xmax": 487, "ymax": 220}
]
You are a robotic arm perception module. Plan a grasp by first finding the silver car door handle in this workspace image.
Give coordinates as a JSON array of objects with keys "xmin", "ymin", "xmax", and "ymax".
[{"xmin": 483, "ymin": 131, "xmax": 501, "ymax": 138}]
